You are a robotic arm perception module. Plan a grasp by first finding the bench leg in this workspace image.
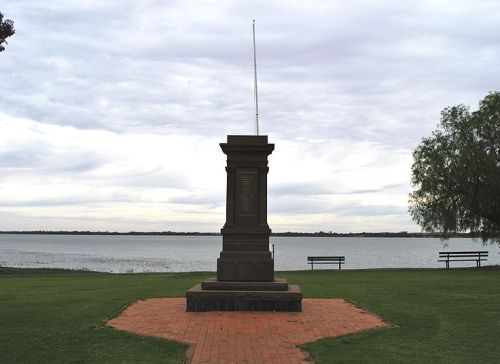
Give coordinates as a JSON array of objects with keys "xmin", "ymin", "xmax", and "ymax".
[
  {"xmin": 446, "ymin": 260, "xmax": 449, "ymax": 269},
  {"xmin": 311, "ymin": 262, "xmax": 314, "ymax": 271},
  {"xmin": 338, "ymin": 262, "xmax": 341, "ymax": 270}
]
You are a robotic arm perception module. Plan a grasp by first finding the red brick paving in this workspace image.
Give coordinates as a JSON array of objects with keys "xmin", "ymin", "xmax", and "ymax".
[{"xmin": 108, "ymin": 298, "xmax": 387, "ymax": 363}]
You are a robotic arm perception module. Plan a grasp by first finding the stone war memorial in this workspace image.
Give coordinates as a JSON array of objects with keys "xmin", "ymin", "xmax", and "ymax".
[{"xmin": 186, "ymin": 135, "xmax": 302, "ymax": 311}]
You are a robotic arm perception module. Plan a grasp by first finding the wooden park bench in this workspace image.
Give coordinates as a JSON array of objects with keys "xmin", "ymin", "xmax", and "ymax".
[
  {"xmin": 307, "ymin": 256, "xmax": 345, "ymax": 270},
  {"xmin": 438, "ymin": 251, "xmax": 488, "ymax": 269}
]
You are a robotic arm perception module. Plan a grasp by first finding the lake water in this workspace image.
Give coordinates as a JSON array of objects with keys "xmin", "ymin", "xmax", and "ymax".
[{"xmin": 0, "ymin": 234, "xmax": 499, "ymax": 273}]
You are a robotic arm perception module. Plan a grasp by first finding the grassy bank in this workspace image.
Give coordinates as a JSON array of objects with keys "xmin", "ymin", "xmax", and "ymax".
[
  {"xmin": 287, "ymin": 268, "xmax": 500, "ymax": 363},
  {"xmin": 1, "ymin": 267, "xmax": 499, "ymax": 363}
]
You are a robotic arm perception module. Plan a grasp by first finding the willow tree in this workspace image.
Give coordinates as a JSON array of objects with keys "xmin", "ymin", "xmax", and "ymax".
[{"xmin": 409, "ymin": 92, "xmax": 500, "ymax": 244}]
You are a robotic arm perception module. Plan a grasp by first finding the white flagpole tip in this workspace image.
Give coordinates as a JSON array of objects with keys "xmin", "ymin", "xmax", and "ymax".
[{"xmin": 252, "ymin": 20, "xmax": 259, "ymax": 136}]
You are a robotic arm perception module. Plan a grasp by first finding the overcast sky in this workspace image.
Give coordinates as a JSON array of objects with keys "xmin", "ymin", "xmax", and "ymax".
[{"xmin": 1, "ymin": 0, "xmax": 499, "ymax": 232}]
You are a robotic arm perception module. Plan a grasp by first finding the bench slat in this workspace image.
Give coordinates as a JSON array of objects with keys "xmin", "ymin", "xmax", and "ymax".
[
  {"xmin": 439, "ymin": 253, "xmax": 488, "ymax": 257},
  {"xmin": 439, "ymin": 255, "xmax": 488, "ymax": 258},
  {"xmin": 439, "ymin": 250, "xmax": 488, "ymax": 254},
  {"xmin": 439, "ymin": 252, "xmax": 488, "ymax": 257},
  {"xmin": 438, "ymin": 259, "xmax": 488, "ymax": 262}
]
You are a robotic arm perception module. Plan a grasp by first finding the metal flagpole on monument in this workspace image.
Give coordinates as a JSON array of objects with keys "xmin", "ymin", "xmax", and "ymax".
[{"xmin": 253, "ymin": 19, "xmax": 259, "ymax": 136}]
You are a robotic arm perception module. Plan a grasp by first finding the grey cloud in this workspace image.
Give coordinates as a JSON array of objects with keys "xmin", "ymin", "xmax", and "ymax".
[
  {"xmin": 0, "ymin": 149, "xmax": 45, "ymax": 168},
  {"xmin": 269, "ymin": 182, "xmax": 333, "ymax": 196},
  {"xmin": 0, "ymin": 187, "xmax": 179, "ymax": 208},
  {"xmin": 0, "ymin": 144, "xmax": 105, "ymax": 173},
  {"xmin": 0, "ymin": 144, "xmax": 187, "ymax": 190},
  {"xmin": 334, "ymin": 184, "xmax": 408, "ymax": 196},
  {"xmin": 330, "ymin": 203, "xmax": 407, "ymax": 217},
  {"xmin": 270, "ymin": 182, "xmax": 406, "ymax": 197},
  {"xmin": 269, "ymin": 195, "xmax": 406, "ymax": 217},
  {"xmin": 269, "ymin": 196, "xmax": 327, "ymax": 214},
  {"xmin": 102, "ymin": 173, "xmax": 188, "ymax": 189},
  {"xmin": 167, "ymin": 194, "xmax": 224, "ymax": 208},
  {"xmin": 0, "ymin": 197, "xmax": 100, "ymax": 207}
]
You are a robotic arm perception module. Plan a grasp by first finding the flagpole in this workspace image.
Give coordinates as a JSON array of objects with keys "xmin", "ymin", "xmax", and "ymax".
[{"xmin": 253, "ymin": 20, "xmax": 259, "ymax": 136}]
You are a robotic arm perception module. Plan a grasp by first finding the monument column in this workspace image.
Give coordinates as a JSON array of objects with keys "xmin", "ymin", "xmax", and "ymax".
[
  {"xmin": 186, "ymin": 135, "xmax": 302, "ymax": 312},
  {"xmin": 218, "ymin": 135, "xmax": 274, "ymax": 282}
]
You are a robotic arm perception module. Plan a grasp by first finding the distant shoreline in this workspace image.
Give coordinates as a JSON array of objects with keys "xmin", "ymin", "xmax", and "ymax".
[{"xmin": 0, "ymin": 230, "xmax": 476, "ymax": 238}]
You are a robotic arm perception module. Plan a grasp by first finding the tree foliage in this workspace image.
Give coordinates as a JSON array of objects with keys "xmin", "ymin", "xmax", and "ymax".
[
  {"xmin": 409, "ymin": 92, "xmax": 500, "ymax": 244},
  {"xmin": 0, "ymin": 11, "xmax": 15, "ymax": 52}
]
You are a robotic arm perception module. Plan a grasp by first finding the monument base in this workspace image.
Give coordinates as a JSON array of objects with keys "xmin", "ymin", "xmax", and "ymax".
[
  {"xmin": 217, "ymin": 255, "xmax": 274, "ymax": 282},
  {"xmin": 186, "ymin": 279, "xmax": 302, "ymax": 312},
  {"xmin": 202, "ymin": 277, "xmax": 289, "ymax": 291}
]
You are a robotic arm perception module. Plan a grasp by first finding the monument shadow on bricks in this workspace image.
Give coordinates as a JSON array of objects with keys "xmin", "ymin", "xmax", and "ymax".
[{"xmin": 186, "ymin": 135, "xmax": 302, "ymax": 311}]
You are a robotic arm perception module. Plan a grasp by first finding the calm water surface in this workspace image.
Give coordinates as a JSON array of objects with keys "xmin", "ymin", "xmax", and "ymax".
[{"xmin": 0, "ymin": 234, "xmax": 499, "ymax": 273}]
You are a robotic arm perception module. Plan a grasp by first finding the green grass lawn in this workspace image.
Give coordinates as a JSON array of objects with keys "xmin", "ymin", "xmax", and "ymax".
[{"xmin": 1, "ymin": 267, "xmax": 499, "ymax": 363}]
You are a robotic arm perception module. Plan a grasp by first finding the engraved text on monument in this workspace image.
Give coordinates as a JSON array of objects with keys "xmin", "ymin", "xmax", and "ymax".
[{"xmin": 236, "ymin": 169, "xmax": 258, "ymax": 225}]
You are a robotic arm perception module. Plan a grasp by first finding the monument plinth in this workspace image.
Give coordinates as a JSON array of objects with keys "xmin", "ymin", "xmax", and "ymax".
[{"xmin": 186, "ymin": 135, "xmax": 302, "ymax": 312}]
